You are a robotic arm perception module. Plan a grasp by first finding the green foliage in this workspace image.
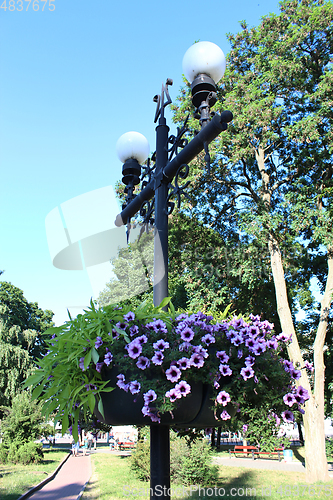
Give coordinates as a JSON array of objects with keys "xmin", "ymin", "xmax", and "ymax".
[
  {"xmin": 0, "ymin": 392, "xmax": 44, "ymax": 447},
  {"xmin": 98, "ymin": 231, "xmax": 154, "ymax": 307},
  {"xmin": 5, "ymin": 441, "xmax": 44, "ymax": 465},
  {"xmin": 130, "ymin": 433, "xmax": 218, "ymax": 485},
  {"xmin": 326, "ymin": 438, "xmax": 333, "ymax": 459},
  {"xmin": 130, "ymin": 440, "xmax": 150, "ymax": 481},
  {"xmin": 0, "ymin": 392, "xmax": 45, "ymax": 464},
  {"xmin": 240, "ymin": 407, "xmax": 290, "ymax": 451},
  {"xmin": 0, "ymin": 281, "xmax": 54, "ymax": 407},
  {"xmin": 25, "ymin": 298, "xmax": 300, "ymax": 441}
]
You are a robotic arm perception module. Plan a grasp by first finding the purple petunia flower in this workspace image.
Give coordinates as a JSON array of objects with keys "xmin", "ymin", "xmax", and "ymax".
[
  {"xmin": 180, "ymin": 327, "xmax": 195, "ymax": 342},
  {"xmin": 267, "ymin": 338, "xmax": 278, "ymax": 350},
  {"xmin": 283, "ymin": 359, "xmax": 294, "ymax": 372},
  {"xmin": 179, "ymin": 342, "xmax": 192, "ymax": 352},
  {"xmin": 237, "ymin": 349, "xmax": 243, "ymax": 359},
  {"xmin": 136, "ymin": 356, "xmax": 150, "ymax": 370},
  {"xmin": 219, "ymin": 364, "xmax": 232, "ymax": 377},
  {"xmin": 216, "ymin": 351, "xmax": 229, "ymax": 364},
  {"xmin": 165, "ymin": 365, "xmax": 182, "ymax": 383},
  {"xmin": 174, "ymin": 380, "xmax": 191, "ymax": 397},
  {"xmin": 116, "ymin": 321, "xmax": 128, "ymax": 331},
  {"xmin": 245, "ymin": 355, "xmax": 255, "ymax": 366},
  {"xmin": 245, "ymin": 337, "xmax": 257, "ymax": 349},
  {"xmin": 153, "ymin": 339, "xmax": 169, "ymax": 351},
  {"xmin": 129, "ymin": 325, "xmax": 139, "ymax": 336},
  {"xmin": 151, "ymin": 351, "xmax": 164, "ymax": 366},
  {"xmin": 231, "ymin": 334, "xmax": 243, "ymax": 347},
  {"xmin": 193, "ymin": 345, "xmax": 208, "ymax": 358},
  {"xmin": 240, "ymin": 366, "xmax": 255, "ymax": 381},
  {"xmin": 127, "ymin": 340, "xmax": 142, "ymax": 359},
  {"xmin": 290, "ymin": 368, "xmax": 301, "ymax": 380},
  {"xmin": 220, "ymin": 410, "xmax": 231, "ymax": 420},
  {"xmin": 79, "ymin": 357, "xmax": 86, "ymax": 371},
  {"xmin": 201, "ymin": 334, "xmax": 215, "ymax": 346},
  {"xmin": 304, "ymin": 360, "xmax": 314, "ymax": 372},
  {"xmin": 95, "ymin": 362, "xmax": 104, "ymax": 373},
  {"xmin": 129, "ymin": 380, "xmax": 141, "ymax": 394},
  {"xmin": 104, "ymin": 352, "xmax": 113, "ymax": 366},
  {"xmin": 283, "ymin": 393, "xmax": 296, "ymax": 407},
  {"xmin": 143, "ymin": 389, "xmax": 157, "ymax": 405},
  {"xmin": 116, "ymin": 374, "xmax": 128, "ymax": 391},
  {"xmin": 252, "ymin": 343, "xmax": 266, "ymax": 356},
  {"xmin": 190, "ymin": 353, "xmax": 205, "ymax": 368},
  {"xmin": 296, "ymin": 386, "xmax": 310, "ymax": 401},
  {"xmin": 276, "ymin": 332, "xmax": 292, "ymax": 342},
  {"xmin": 123, "ymin": 311, "xmax": 135, "ymax": 322},
  {"xmin": 282, "ymin": 410, "xmax": 295, "ymax": 423},
  {"xmin": 136, "ymin": 335, "xmax": 148, "ymax": 345},
  {"xmin": 165, "ymin": 388, "xmax": 181, "ymax": 402},
  {"xmin": 94, "ymin": 336, "xmax": 103, "ymax": 349},
  {"xmin": 146, "ymin": 319, "xmax": 168, "ymax": 333},
  {"xmin": 177, "ymin": 357, "xmax": 191, "ymax": 370},
  {"xmin": 216, "ymin": 390, "xmax": 231, "ymax": 406}
]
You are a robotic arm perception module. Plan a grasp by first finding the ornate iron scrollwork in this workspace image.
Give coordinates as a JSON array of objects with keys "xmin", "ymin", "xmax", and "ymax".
[
  {"xmin": 167, "ymin": 114, "xmax": 190, "ymax": 162},
  {"xmin": 165, "ymin": 163, "xmax": 191, "ymax": 215},
  {"xmin": 154, "ymin": 79, "xmax": 173, "ymax": 123}
]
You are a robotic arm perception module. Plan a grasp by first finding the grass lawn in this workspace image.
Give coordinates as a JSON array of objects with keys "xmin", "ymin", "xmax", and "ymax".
[
  {"xmin": 0, "ymin": 449, "xmax": 69, "ymax": 500},
  {"xmin": 82, "ymin": 452, "xmax": 333, "ymax": 500}
]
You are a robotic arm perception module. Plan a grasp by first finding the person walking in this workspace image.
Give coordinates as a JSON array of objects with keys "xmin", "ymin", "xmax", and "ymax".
[{"xmin": 71, "ymin": 435, "xmax": 81, "ymax": 457}]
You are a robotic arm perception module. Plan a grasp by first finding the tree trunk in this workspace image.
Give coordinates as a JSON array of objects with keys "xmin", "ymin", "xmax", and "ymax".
[{"xmin": 268, "ymin": 232, "xmax": 330, "ymax": 482}]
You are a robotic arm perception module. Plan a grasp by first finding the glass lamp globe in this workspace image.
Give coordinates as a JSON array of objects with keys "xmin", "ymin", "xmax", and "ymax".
[
  {"xmin": 182, "ymin": 41, "xmax": 226, "ymax": 84},
  {"xmin": 116, "ymin": 131, "xmax": 150, "ymax": 164}
]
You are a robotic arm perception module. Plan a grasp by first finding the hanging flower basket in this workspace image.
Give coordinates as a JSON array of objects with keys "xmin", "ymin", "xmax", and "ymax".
[{"xmin": 25, "ymin": 298, "xmax": 310, "ymax": 440}]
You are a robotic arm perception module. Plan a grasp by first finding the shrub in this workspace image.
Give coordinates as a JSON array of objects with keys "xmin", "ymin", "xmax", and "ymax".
[
  {"xmin": 0, "ymin": 443, "xmax": 9, "ymax": 464},
  {"xmin": 326, "ymin": 438, "xmax": 333, "ymax": 459},
  {"xmin": 130, "ymin": 439, "xmax": 150, "ymax": 481},
  {"xmin": 7, "ymin": 441, "xmax": 44, "ymax": 464},
  {"xmin": 130, "ymin": 433, "xmax": 218, "ymax": 485}
]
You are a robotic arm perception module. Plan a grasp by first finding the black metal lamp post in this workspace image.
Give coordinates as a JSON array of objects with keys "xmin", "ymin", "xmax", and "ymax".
[{"xmin": 114, "ymin": 41, "xmax": 232, "ymax": 500}]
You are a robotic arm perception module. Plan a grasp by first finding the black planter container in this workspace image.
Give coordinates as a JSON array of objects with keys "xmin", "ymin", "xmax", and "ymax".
[{"xmin": 94, "ymin": 367, "xmax": 235, "ymax": 427}]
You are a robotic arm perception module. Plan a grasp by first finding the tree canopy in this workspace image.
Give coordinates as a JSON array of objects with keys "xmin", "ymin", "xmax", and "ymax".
[
  {"xmin": 171, "ymin": 0, "xmax": 332, "ymax": 482},
  {"xmin": 0, "ymin": 281, "xmax": 54, "ymax": 408}
]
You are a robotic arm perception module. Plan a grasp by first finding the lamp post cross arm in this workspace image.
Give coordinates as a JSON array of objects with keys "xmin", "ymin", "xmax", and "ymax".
[{"xmin": 114, "ymin": 110, "xmax": 232, "ymax": 228}]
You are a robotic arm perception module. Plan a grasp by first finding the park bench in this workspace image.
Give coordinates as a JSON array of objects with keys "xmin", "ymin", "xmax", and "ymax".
[
  {"xmin": 257, "ymin": 448, "xmax": 283, "ymax": 462},
  {"xmin": 229, "ymin": 445, "xmax": 259, "ymax": 459},
  {"xmin": 118, "ymin": 441, "xmax": 136, "ymax": 450},
  {"xmin": 229, "ymin": 445, "xmax": 283, "ymax": 461}
]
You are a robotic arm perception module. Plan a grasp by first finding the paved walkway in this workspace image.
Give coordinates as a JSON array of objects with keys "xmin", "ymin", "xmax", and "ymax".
[
  {"xmin": 21, "ymin": 450, "xmax": 333, "ymax": 500},
  {"xmin": 23, "ymin": 453, "xmax": 91, "ymax": 500}
]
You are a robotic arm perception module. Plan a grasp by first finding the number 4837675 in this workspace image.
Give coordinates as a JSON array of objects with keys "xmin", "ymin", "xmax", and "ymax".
[{"xmin": 0, "ymin": 0, "xmax": 55, "ymax": 11}]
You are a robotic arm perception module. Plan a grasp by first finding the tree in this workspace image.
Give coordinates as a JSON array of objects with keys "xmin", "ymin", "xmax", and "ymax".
[
  {"xmin": 0, "ymin": 282, "xmax": 54, "ymax": 407},
  {"xmin": 172, "ymin": 0, "xmax": 332, "ymax": 482},
  {"xmin": 0, "ymin": 391, "xmax": 45, "ymax": 464}
]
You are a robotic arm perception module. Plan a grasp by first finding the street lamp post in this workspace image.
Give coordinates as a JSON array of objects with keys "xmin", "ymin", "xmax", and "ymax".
[{"xmin": 115, "ymin": 41, "xmax": 232, "ymax": 500}]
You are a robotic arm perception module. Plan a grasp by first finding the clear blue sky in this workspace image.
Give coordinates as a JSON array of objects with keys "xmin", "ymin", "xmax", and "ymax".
[{"xmin": 0, "ymin": 0, "xmax": 282, "ymax": 326}]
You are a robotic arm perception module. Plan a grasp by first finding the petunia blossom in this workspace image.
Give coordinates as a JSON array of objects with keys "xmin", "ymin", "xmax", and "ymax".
[
  {"xmin": 174, "ymin": 380, "xmax": 191, "ymax": 398},
  {"xmin": 283, "ymin": 393, "xmax": 296, "ymax": 407},
  {"xmin": 219, "ymin": 364, "xmax": 232, "ymax": 377},
  {"xmin": 165, "ymin": 365, "xmax": 182, "ymax": 383},
  {"xmin": 220, "ymin": 410, "xmax": 231, "ymax": 420},
  {"xmin": 153, "ymin": 339, "xmax": 170, "ymax": 351},
  {"xmin": 282, "ymin": 410, "xmax": 295, "ymax": 423},
  {"xmin": 216, "ymin": 390, "xmax": 231, "ymax": 406},
  {"xmin": 151, "ymin": 351, "xmax": 164, "ymax": 365},
  {"xmin": 240, "ymin": 366, "xmax": 254, "ymax": 381},
  {"xmin": 127, "ymin": 340, "xmax": 142, "ymax": 359},
  {"xmin": 136, "ymin": 356, "xmax": 150, "ymax": 370}
]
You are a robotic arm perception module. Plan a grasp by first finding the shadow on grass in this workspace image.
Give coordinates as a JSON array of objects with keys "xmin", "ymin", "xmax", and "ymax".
[{"xmin": 147, "ymin": 470, "xmax": 268, "ymax": 500}]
